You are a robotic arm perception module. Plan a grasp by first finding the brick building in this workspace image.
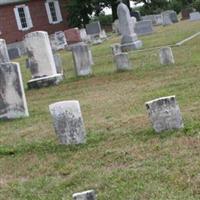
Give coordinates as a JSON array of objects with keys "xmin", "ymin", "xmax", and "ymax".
[{"xmin": 0, "ymin": 0, "xmax": 69, "ymax": 49}]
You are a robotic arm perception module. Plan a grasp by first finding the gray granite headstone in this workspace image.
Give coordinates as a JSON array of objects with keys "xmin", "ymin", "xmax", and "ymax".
[
  {"xmin": 73, "ymin": 190, "xmax": 96, "ymax": 200},
  {"xmin": 71, "ymin": 44, "xmax": 92, "ymax": 76},
  {"xmin": 159, "ymin": 47, "xmax": 175, "ymax": 65},
  {"xmin": 8, "ymin": 47, "xmax": 21, "ymax": 60},
  {"xmin": 86, "ymin": 21, "xmax": 101, "ymax": 35},
  {"xmin": 117, "ymin": 2, "xmax": 142, "ymax": 51},
  {"xmin": 146, "ymin": 96, "xmax": 184, "ymax": 133},
  {"xmin": 190, "ymin": 12, "xmax": 200, "ymax": 21},
  {"xmin": 0, "ymin": 39, "xmax": 10, "ymax": 63},
  {"xmin": 134, "ymin": 20, "xmax": 154, "ymax": 36},
  {"xmin": 0, "ymin": 62, "xmax": 29, "ymax": 119},
  {"xmin": 114, "ymin": 53, "xmax": 131, "ymax": 71},
  {"xmin": 49, "ymin": 100, "xmax": 86, "ymax": 145}
]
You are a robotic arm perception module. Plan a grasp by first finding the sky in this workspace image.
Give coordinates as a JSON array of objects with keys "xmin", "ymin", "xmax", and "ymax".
[{"xmin": 103, "ymin": 2, "xmax": 144, "ymax": 15}]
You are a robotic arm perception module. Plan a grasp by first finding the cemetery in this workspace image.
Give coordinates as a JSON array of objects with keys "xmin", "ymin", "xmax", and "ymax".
[{"xmin": 0, "ymin": 0, "xmax": 200, "ymax": 199}]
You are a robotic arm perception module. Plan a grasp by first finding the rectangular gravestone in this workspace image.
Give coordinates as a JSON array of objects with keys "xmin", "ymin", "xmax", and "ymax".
[
  {"xmin": 134, "ymin": 20, "xmax": 154, "ymax": 36},
  {"xmin": 0, "ymin": 62, "xmax": 29, "ymax": 119},
  {"xmin": 190, "ymin": 12, "xmax": 200, "ymax": 21},
  {"xmin": 64, "ymin": 28, "xmax": 81, "ymax": 44},
  {"xmin": 55, "ymin": 31, "xmax": 67, "ymax": 50},
  {"xmin": 8, "ymin": 47, "xmax": 21, "ymax": 60},
  {"xmin": 86, "ymin": 21, "xmax": 101, "ymax": 35}
]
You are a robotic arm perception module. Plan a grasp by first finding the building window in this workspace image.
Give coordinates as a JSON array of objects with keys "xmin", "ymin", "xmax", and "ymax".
[
  {"xmin": 45, "ymin": 0, "xmax": 63, "ymax": 24},
  {"xmin": 14, "ymin": 5, "xmax": 33, "ymax": 31}
]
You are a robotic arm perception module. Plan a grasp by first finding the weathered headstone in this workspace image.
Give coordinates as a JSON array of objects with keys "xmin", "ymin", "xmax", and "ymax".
[
  {"xmin": 25, "ymin": 31, "xmax": 63, "ymax": 89},
  {"xmin": 162, "ymin": 12, "xmax": 173, "ymax": 26},
  {"xmin": 134, "ymin": 20, "xmax": 154, "ymax": 36},
  {"xmin": 114, "ymin": 53, "xmax": 131, "ymax": 71},
  {"xmin": 71, "ymin": 44, "xmax": 92, "ymax": 76},
  {"xmin": 49, "ymin": 100, "xmax": 86, "ymax": 145},
  {"xmin": 53, "ymin": 53, "xmax": 63, "ymax": 74},
  {"xmin": 112, "ymin": 19, "xmax": 120, "ymax": 34},
  {"xmin": 64, "ymin": 28, "xmax": 82, "ymax": 44},
  {"xmin": 86, "ymin": 21, "xmax": 101, "ymax": 35},
  {"xmin": 117, "ymin": 2, "xmax": 142, "ymax": 51},
  {"xmin": 54, "ymin": 31, "xmax": 67, "ymax": 50},
  {"xmin": 100, "ymin": 30, "xmax": 107, "ymax": 40},
  {"xmin": 8, "ymin": 47, "xmax": 21, "ymax": 60},
  {"xmin": 111, "ymin": 43, "xmax": 122, "ymax": 55},
  {"xmin": 154, "ymin": 14, "xmax": 163, "ymax": 25},
  {"xmin": 80, "ymin": 28, "xmax": 90, "ymax": 43},
  {"xmin": 146, "ymin": 96, "xmax": 184, "ymax": 133},
  {"xmin": 73, "ymin": 190, "xmax": 96, "ymax": 200},
  {"xmin": 159, "ymin": 47, "xmax": 175, "ymax": 65},
  {"xmin": 0, "ymin": 39, "xmax": 10, "ymax": 63},
  {"xmin": 0, "ymin": 62, "xmax": 29, "ymax": 119},
  {"xmin": 190, "ymin": 12, "xmax": 200, "ymax": 21}
]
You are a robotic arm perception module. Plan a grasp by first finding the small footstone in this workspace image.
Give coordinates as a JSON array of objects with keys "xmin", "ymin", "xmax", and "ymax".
[
  {"xmin": 49, "ymin": 101, "xmax": 86, "ymax": 145},
  {"xmin": 73, "ymin": 190, "xmax": 96, "ymax": 200},
  {"xmin": 114, "ymin": 53, "xmax": 131, "ymax": 71},
  {"xmin": 159, "ymin": 47, "xmax": 175, "ymax": 65},
  {"xmin": 145, "ymin": 96, "xmax": 184, "ymax": 133}
]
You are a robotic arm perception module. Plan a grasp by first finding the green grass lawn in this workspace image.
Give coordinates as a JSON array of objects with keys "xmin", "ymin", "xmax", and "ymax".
[{"xmin": 0, "ymin": 20, "xmax": 200, "ymax": 200}]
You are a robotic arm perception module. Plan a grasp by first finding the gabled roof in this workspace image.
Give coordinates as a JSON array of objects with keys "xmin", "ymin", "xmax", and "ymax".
[{"xmin": 0, "ymin": 0, "xmax": 29, "ymax": 6}]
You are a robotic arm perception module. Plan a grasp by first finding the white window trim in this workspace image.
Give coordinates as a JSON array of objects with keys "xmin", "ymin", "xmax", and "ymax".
[
  {"xmin": 45, "ymin": 0, "xmax": 63, "ymax": 24},
  {"xmin": 14, "ymin": 4, "xmax": 33, "ymax": 31}
]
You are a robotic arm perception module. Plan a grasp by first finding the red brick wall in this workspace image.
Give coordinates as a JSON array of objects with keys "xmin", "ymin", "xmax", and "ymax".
[{"xmin": 0, "ymin": 0, "xmax": 69, "ymax": 44}]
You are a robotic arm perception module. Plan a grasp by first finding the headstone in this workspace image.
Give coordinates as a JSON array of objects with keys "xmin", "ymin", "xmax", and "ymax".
[
  {"xmin": 64, "ymin": 28, "xmax": 82, "ymax": 44},
  {"xmin": 112, "ymin": 19, "xmax": 120, "ymax": 34},
  {"xmin": 8, "ymin": 47, "xmax": 21, "ymax": 60},
  {"xmin": 162, "ymin": 12, "xmax": 173, "ymax": 26},
  {"xmin": 100, "ymin": 30, "xmax": 107, "ymax": 40},
  {"xmin": 114, "ymin": 53, "xmax": 131, "ymax": 71},
  {"xmin": 73, "ymin": 190, "xmax": 96, "ymax": 200},
  {"xmin": 111, "ymin": 43, "xmax": 122, "ymax": 55},
  {"xmin": 134, "ymin": 20, "xmax": 154, "ymax": 36},
  {"xmin": 190, "ymin": 12, "xmax": 200, "ymax": 21},
  {"xmin": 159, "ymin": 47, "xmax": 175, "ymax": 65},
  {"xmin": 169, "ymin": 11, "xmax": 179, "ymax": 23},
  {"xmin": 24, "ymin": 31, "xmax": 63, "ymax": 89},
  {"xmin": 89, "ymin": 35, "xmax": 103, "ymax": 45},
  {"xmin": 54, "ymin": 31, "xmax": 67, "ymax": 50},
  {"xmin": 86, "ymin": 21, "xmax": 101, "ymax": 35},
  {"xmin": 181, "ymin": 8, "xmax": 192, "ymax": 20},
  {"xmin": 154, "ymin": 14, "xmax": 163, "ymax": 25},
  {"xmin": 80, "ymin": 28, "xmax": 90, "ymax": 43},
  {"xmin": 71, "ymin": 44, "xmax": 92, "ymax": 76},
  {"xmin": 49, "ymin": 100, "xmax": 86, "ymax": 145},
  {"xmin": 53, "ymin": 53, "xmax": 63, "ymax": 74},
  {"xmin": 0, "ymin": 39, "xmax": 10, "ymax": 63},
  {"xmin": 117, "ymin": 2, "xmax": 142, "ymax": 51},
  {"xmin": 146, "ymin": 96, "xmax": 184, "ymax": 133},
  {"xmin": 0, "ymin": 62, "xmax": 29, "ymax": 119}
]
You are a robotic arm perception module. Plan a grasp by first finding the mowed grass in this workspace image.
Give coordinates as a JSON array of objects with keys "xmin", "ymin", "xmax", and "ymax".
[{"xmin": 0, "ymin": 20, "xmax": 200, "ymax": 200}]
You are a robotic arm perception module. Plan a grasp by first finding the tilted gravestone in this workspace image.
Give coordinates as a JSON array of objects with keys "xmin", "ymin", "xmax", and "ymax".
[
  {"xmin": 71, "ymin": 44, "xmax": 93, "ymax": 77},
  {"xmin": 24, "ymin": 31, "xmax": 63, "ymax": 89},
  {"xmin": 134, "ymin": 20, "xmax": 154, "ymax": 36},
  {"xmin": 114, "ymin": 53, "xmax": 131, "ymax": 71},
  {"xmin": 8, "ymin": 47, "xmax": 21, "ymax": 60},
  {"xmin": 146, "ymin": 96, "xmax": 184, "ymax": 133},
  {"xmin": 49, "ymin": 101, "xmax": 86, "ymax": 145},
  {"xmin": 73, "ymin": 190, "xmax": 96, "ymax": 200},
  {"xmin": 117, "ymin": 2, "xmax": 142, "ymax": 51},
  {"xmin": 159, "ymin": 47, "xmax": 175, "ymax": 65},
  {"xmin": 0, "ymin": 62, "xmax": 29, "ymax": 119},
  {"xmin": 0, "ymin": 39, "xmax": 10, "ymax": 63}
]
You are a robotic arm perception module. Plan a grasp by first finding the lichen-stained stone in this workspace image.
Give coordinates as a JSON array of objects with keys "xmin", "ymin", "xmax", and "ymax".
[
  {"xmin": 24, "ymin": 31, "xmax": 57, "ymax": 78},
  {"xmin": 71, "ymin": 44, "xmax": 92, "ymax": 77},
  {"xmin": 0, "ymin": 62, "xmax": 29, "ymax": 119},
  {"xmin": 114, "ymin": 53, "xmax": 131, "ymax": 71},
  {"xmin": 0, "ymin": 39, "xmax": 10, "ymax": 63},
  {"xmin": 146, "ymin": 96, "xmax": 184, "ymax": 133},
  {"xmin": 49, "ymin": 101, "xmax": 86, "ymax": 145},
  {"xmin": 73, "ymin": 190, "xmax": 96, "ymax": 200},
  {"xmin": 159, "ymin": 47, "xmax": 175, "ymax": 65}
]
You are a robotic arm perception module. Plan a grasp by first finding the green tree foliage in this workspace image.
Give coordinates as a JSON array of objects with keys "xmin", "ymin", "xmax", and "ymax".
[{"xmin": 193, "ymin": 0, "xmax": 200, "ymax": 11}]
